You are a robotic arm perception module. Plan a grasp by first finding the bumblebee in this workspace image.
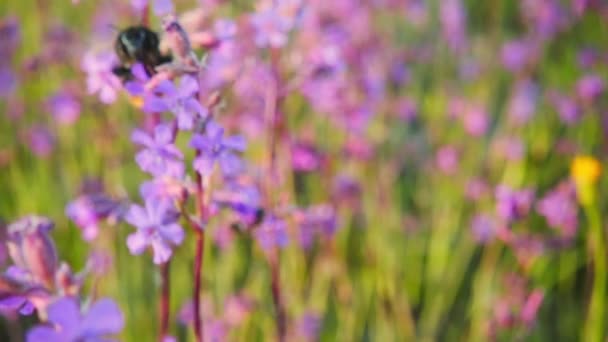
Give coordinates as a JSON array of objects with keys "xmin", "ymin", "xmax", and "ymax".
[{"xmin": 112, "ymin": 26, "xmax": 172, "ymax": 81}]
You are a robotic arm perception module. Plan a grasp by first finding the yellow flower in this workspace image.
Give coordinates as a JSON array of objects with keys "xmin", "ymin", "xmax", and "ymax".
[
  {"xmin": 571, "ymin": 156, "xmax": 602, "ymax": 186},
  {"xmin": 571, "ymin": 155, "xmax": 602, "ymax": 206},
  {"xmin": 128, "ymin": 95, "xmax": 144, "ymax": 109}
]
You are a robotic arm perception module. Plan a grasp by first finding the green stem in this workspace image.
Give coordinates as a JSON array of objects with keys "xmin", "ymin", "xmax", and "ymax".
[{"xmin": 583, "ymin": 204, "xmax": 606, "ymax": 342}]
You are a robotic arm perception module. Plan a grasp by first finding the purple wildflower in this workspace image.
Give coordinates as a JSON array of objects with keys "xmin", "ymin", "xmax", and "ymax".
[
  {"xmin": 143, "ymin": 75, "xmax": 208, "ymax": 130},
  {"xmin": 132, "ymin": 123, "xmax": 185, "ymax": 178},
  {"xmin": 291, "ymin": 141, "xmax": 323, "ymax": 172},
  {"xmin": 395, "ymin": 98, "xmax": 417, "ymax": 122},
  {"xmin": 125, "ymin": 199, "xmax": 184, "ymax": 264},
  {"xmin": 536, "ymin": 182, "xmax": 578, "ymax": 239},
  {"xmin": 462, "ymin": 104, "xmax": 489, "ymax": 137},
  {"xmin": 213, "ymin": 181, "xmax": 261, "ymax": 226},
  {"xmin": 296, "ymin": 205, "xmax": 337, "ymax": 250},
  {"xmin": 508, "ymin": 79, "xmax": 538, "ymax": 125},
  {"xmin": 436, "ymin": 146, "xmax": 459, "ymax": 175},
  {"xmin": 0, "ymin": 68, "xmax": 17, "ymax": 98},
  {"xmin": 440, "ymin": 0, "xmax": 468, "ymax": 52},
  {"xmin": 23, "ymin": 126, "xmax": 55, "ymax": 158},
  {"xmin": 470, "ymin": 214, "xmax": 497, "ymax": 244},
  {"xmin": 140, "ymin": 176, "xmax": 190, "ymax": 202},
  {"xmin": 66, "ymin": 193, "xmax": 127, "ymax": 241},
  {"xmin": 520, "ymin": 290, "xmax": 544, "ymax": 326},
  {"xmin": 26, "ymin": 297, "xmax": 124, "ymax": 342},
  {"xmin": 202, "ymin": 40, "xmax": 243, "ymax": 90},
  {"xmin": 549, "ymin": 92, "xmax": 580, "ymax": 125},
  {"xmin": 131, "ymin": 0, "xmax": 174, "ymax": 16},
  {"xmin": 495, "ymin": 185, "xmax": 534, "ymax": 223},
  {"xmin": 501, "ymin": 40, "xmax": 535, "ymax": 72},
  {"xmin": 190, "ymin": 120, "xmax": 246, "ymax": 177},
  {"xmin": 251, "ymin": 1, "xmax": 298, "ymax": 48},
  {"xmin": 576, "ymin": 74, "xmax": 604, "ymax": 103},
  {"xmin": 298, "ymin": 313, "xmax": 321, "ymax": 341},
  {"xmin": 254, "ymin": 216, "xmax": 289, "ymax": 251},
  {"xmin": 0, "ymin": 17, "xmax": 20, "ymax": 62},
  {"xmin": 45, "ymin": 90, "xmax": 81, "ymax": 125},
  {"xmin": 81, "ymin": 50, "xmax": 121, "ymax": 104}
]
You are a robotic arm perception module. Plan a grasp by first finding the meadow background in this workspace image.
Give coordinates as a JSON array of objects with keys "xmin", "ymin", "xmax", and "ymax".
[{"xmin": 1, "ymin": 0, "xmax": 608, "ymax": 341}]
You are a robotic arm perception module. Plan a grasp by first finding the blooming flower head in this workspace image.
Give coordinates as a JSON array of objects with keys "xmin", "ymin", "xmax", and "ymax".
[
  {"xmin": 501, "ymin": 39, "xmax": 536, "ymax": 72},
  {"xmin": 213, "ymin": 180, "xmax": 262, "ymax": 226},
  {"xmin": 27, "ymin": 297, "xmax": 124, "ymax": 342},
  {"xmin": 125, "ymin": 199, "xmax": 184, "ymax": 264},
  {"xmin": 23, "ymin": 126, "xmax": 55, "ymax": 158},
  {"xmin": 190, "ymin": 120, "xmax": 246, "ymax": 177},
  {"xmin": 576, "ymin": 74, "xmax": 604, "ymax": 103},
  {"xmin": 291, "ymin": 141, "xmax": 323, "ymax": 172},
  {"xmin": 536, "ymin": 182, "xmax": 578, "ymax": 239},
  {"xmin": 132, "ymin": 123, "xmax": 185, "ymax": 178},
  {"xmin": 495, "ymin": 185, "xmax": 534, "ymax": 223},
  {"xmin": 131, "ymin": 0, "xmax": 174, "ymax": 16},
  {"xmin": 508, "ymin": 79, "xmax": 538, "ymax": 125},
  {"xmin": 141, "ymin": 75, "xmax": 208, "ymax": 130},
  {"xmin": 45, "ymin": 90, "xmax": 81, "ymax": 125},
  {"xmin": 296, "ymin": 205, "xmax": 337, "ymax": 250},
  {"xmin": 81, "ymin": 50, "xmax": 121, "ymax": 104},
  {"xmin": 254, "ymin": 216, "xmax": 289, "ymax": 251},
  {"xmin": 462, "ymin": 104, "xmax": 489, "ymax": 137},
  {"xmin": 66, "ymin": 193, "xmax": 127, "ymax": 241},
  {"xmin": 549, "ymin": 92, "xmax": 580, "ymax": 125}
]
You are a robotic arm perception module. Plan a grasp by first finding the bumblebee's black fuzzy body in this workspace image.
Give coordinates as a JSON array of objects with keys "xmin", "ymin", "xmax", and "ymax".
[{"xmin": 112, "ymin": 26, "xmax": 172, "ymax": 81}]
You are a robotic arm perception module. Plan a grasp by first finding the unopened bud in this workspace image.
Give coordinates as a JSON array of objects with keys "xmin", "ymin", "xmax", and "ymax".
[
  {"xmin": 7, "ymin": 216, "xmax": 58, "ymax": 289},
  {"xmin": 55, "ymin": 262, "xmax": 80, "ymax": 296}
]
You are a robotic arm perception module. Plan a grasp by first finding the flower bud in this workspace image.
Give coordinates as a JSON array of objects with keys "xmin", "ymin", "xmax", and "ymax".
[
  {"xmin": 7, "ymin": 216, "xmax": 58, "ymax": 289},
  {"xmin": 55, "ymin": 262, "xmax": 81, "ymax": 296}
]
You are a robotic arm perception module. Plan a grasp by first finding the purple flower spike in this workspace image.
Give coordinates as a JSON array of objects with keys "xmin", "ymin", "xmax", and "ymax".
[
  {"xmin": 27, "ymin": 297, "xmax": 124, "ymax": 342},
  {"xmin": 190, "ymin": 120, "xmax": 246, "ymax": 177},
  {"xmin": 125, "ymin": 199, "xmax": 184, "ymax": 264},
  {"xmin": 132, "ymin": 123, "xmax": 185, "ymax": 178}
]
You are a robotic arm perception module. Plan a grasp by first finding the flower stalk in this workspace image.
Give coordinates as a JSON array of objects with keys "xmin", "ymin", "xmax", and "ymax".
[{"xmin": 159, "ymin": 260, "xmax": 171, "ymax": 340}]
